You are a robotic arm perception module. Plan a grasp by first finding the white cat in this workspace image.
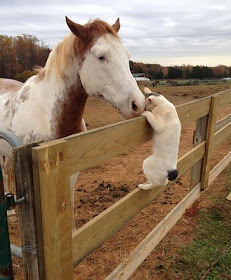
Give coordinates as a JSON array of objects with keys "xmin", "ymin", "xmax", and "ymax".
[{"xmin": 138, "ymin": 87, "xmax": 181, "ymax": 190}]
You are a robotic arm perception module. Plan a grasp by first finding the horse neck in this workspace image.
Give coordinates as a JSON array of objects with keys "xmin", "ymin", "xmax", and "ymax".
[
  {"xmin": 46, "ymin": 74, "xmax": 88, "ymax": 139},
  {"xmin": 38, "ymin": 34, "xmax": 88, "ymax": 139}
]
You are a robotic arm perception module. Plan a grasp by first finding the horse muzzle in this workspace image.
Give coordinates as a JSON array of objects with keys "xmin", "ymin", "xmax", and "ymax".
[{"xmin": 117, "ymin": 96, "xmax": 145, "ymax": 119}]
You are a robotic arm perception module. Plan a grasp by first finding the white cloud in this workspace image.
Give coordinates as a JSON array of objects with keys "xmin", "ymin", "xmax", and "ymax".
[{"xmin": 0, "ymin": 0, "xmax": 231, "ymax": 66}]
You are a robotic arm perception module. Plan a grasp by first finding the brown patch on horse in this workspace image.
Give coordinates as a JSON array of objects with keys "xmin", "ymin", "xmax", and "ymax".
[
  {"xmin": 50, "ymin": 81, "xmax": 88, "ymax": 138},
  {"xmin": 20, "ymin": 86, "xmax": 30, "ymax": 102},
  {"xmin": 4, "ymin": 91, "xmax": 17, "ymax": 120},
  {"xmin": 4, "ymin": 85, "xmax": 30, "ymax": 121}
]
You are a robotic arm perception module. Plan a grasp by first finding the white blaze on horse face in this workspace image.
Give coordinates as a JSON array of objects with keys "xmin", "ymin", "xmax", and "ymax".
[{"xmin": 79, "ymin": 34, "xmax": 145, "ymax": 119}]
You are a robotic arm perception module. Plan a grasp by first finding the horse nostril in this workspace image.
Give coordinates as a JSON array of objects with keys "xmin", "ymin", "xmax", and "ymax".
[{"xmin": 132, "ymin": 101, "xmax": 138, "ymax": 112}]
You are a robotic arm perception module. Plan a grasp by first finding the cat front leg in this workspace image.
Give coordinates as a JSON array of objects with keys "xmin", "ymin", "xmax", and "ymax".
[
  {"xmin": 141, "ymin": 111, "xmax": 155, "ymax": 123},
  {"xmin": 141, "ymin": 111, "xmax": 166, "ymax": 133}
]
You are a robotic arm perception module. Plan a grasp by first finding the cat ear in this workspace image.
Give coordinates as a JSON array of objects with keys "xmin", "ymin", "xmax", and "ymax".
[{"xmin": 144, "ymin": 87, "xmax": 152, "ymax": 94}]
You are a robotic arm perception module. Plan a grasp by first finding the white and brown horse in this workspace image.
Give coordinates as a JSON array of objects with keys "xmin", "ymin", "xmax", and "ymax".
[{"xmin": 0, "ymin": 17, "xmax": 145, "ymax": 229}]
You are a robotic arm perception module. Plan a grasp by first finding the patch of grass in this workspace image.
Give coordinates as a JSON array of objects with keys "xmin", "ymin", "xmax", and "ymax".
[{"xmin": 170, "ymin": 168, "xmax": 231, "ymax": 280}]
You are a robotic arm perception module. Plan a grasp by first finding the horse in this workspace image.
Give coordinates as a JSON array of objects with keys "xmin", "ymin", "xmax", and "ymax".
[
  {"xmin": 0, "ymin": 17, "xmax": 145, "ymax": 230},
  {"xmin": 153, "ymin": 80, "xmax": 160, "ymax": 87},
  {"xmin": 167, "ymin": 80, "xmax": 178, "ymax": 86}
]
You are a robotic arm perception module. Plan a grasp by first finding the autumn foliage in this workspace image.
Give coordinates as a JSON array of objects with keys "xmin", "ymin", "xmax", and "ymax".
[
  {"xmin": 0, "ymin": 34, "xmax": 51, "ymax": 82},
  {"xmin": 130, "ymin": 61, "xmax": 231, "ymax": 80},
  {"xmin": 0, "ymin": 33, "xmax": 231, "ymax": 82}
]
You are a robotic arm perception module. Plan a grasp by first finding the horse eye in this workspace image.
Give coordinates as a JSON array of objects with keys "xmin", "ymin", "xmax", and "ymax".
[{"xmin": 99, "ymin": 56, "xmax": 105, "ymax": 61}]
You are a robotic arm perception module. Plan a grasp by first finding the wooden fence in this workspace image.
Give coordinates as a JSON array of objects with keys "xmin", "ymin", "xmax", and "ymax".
[{"xmin": 13, "ymin": 89, "xmax": 231, "ymax": 280}]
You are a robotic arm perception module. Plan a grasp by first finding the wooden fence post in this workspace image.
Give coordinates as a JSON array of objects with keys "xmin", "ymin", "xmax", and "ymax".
[
  {"xmin": 14, "ymin": 143, "xmax": 41, "ymax": 280},
  {"xmin": 32, "ymin": 139, "xmax": 73, "ymax": 280},
  {"xmin": 190, "ymin": 114, "xmax": 208, "ymax": 189},
  {"xmin": 201, "ymin": 95, "xmax": 218, "ymax": 190}
]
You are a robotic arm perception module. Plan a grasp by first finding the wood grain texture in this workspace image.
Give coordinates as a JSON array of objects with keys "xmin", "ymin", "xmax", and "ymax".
[
  {"xmin": 32, "ymin": 140, "xmax": 73, "ymax": 280},
  {"xmin": 105, "ymin": 184, "xmax": 201, "ymax": 280},
  {"xmin": 215, "ymin": 113, "xmax": 231, "ymax": 132},
  {"xmin": 214, "ymin": 120, "xmax": 231, "ymax": 147},
  {"xmin": 201, "ymin": 95, "xmax": 218, "ymax": 190},
  {"xmin": 190, "ymin": 116, "xmax": 208, "ymax": 189},
  {"xmin": 209, "ymin": 151, "xmax": 231, "ymax": 186},
  {"xmin": 66, "ymin": 117, "xmax": 153, "ymax": 175},
  {"xmin": 14, "ymin": 143, "xmax": 40, "ymax": 280},
  {"xmin": 177, "ymin": 141, "xmax": 205, "ymax": 177},
  {"xmin": 216, "ymin": 89, "xmax": 231, "ymax": 107},
  {"xmin": 176, "ymin": 97, "xmax": 210, "ymax": 125}
]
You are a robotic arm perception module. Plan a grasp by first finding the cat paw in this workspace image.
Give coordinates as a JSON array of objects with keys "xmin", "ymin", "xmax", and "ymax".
[
  {"xmin": 138, "ymin": 183, "xmax": 157, "ymax": 190},
  {"xmin": 141, "ymin": 111, "xmax": 150, "ymax": 118},
  {"xmin": 138, "ymin": 183, "xmax": 151, "ymax": 190},
  {"xmin": 138, "ymin": 183, "xmax": 145, "ymax": 190}
]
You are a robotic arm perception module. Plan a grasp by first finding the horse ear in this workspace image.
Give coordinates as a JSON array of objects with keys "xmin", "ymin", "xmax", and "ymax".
[
  {"xmin": 66, "ymin": 16, "xmax": 87, "ymax": 41},
  {"xmin": 112, "ymin": 18, "xmax": 120, "ymax": 33}
]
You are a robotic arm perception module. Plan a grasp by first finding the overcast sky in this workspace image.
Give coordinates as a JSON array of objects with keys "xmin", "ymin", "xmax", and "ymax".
[{"xmin": 1, "ymin": 0, "xmax": 231, "ymax": 66}]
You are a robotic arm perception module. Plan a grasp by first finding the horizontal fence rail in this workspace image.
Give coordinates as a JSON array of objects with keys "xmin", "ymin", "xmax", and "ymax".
[
  {"xmin": 65, "ymin": 96, "xmax": 212, "ymax": 175},
  {"xmin": 106, "ymin": 183, "xmax": 201, "ymax": 280},
  {"xmin": 64, "ymin": 89, "xmax": 231, "ymax": 176}
]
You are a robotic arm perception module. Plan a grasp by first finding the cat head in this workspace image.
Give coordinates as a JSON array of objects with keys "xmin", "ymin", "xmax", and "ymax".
[
  {"xmin": 144, "ymin": 92, "xmax": 165, "ymax": 111},
  {"xmin": 143, "ymin": 87, "xmax": 173, "ymax": 111}
]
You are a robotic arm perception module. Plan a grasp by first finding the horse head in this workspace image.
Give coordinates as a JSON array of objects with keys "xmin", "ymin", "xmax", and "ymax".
[{"xmin": 66, "ymin": 17, "xmax": 145, "ymax": 119}]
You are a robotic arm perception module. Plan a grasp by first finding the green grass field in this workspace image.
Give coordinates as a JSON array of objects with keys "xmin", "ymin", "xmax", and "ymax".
[
  {"xmin": 151, "ymin": 79, "xmax": 231, "ymax": 87},
  {"xmin": 170, "ymin": 165, "xmax": 231, "ymax": 280}
]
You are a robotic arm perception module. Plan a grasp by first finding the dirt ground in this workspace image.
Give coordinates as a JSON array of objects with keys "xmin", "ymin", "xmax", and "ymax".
[{"xmin": 9, "ymin": 83, "xmax": 231, "ymax": 279}]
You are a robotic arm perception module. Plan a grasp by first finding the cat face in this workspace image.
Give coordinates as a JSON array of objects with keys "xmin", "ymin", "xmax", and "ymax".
[{"xmin": 145, "ymin": 93, "xmax": 162, "ymax": 111}]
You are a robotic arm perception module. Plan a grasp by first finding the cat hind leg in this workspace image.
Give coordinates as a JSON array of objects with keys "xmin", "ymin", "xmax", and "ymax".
[{"xmin": 138, "ymin": 183, "xmax": 156, "ymax": 190}]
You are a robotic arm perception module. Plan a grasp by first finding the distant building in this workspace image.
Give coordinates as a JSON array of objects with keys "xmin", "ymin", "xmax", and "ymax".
[
  {"xmin": 132, "ymin": 73, "xmax": 150, "ymax": 82},
  {"xmin": 132, "ymin": 73, "xmax": 145, "ymax": 78}
]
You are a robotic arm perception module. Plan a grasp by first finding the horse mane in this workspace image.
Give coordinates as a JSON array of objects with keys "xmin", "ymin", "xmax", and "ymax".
[
  {"xmin": 84, "ymin": 18, "xmax": 119, "ymax": 39},
  {"xmin": 38, "ymin": 19, "xmax": 120, "ymax": 82}
]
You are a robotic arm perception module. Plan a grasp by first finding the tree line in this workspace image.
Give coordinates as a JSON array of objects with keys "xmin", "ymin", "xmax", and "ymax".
[
  {"xmin": 0, "ymin": 34, "xmax": 51, "ymax": 81},
  {"xmin": 1, "ymin": 34, "xmax": 231, "ymax": 82},
  {"xmin": 130, "ymin": 61, "xmax": 231, "ymax": 80}
]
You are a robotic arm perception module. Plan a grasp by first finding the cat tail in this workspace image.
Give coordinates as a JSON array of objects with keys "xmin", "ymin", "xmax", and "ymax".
[{"xmin": 167, "ymin": 169, "xmax": 178, "ymax": 181}]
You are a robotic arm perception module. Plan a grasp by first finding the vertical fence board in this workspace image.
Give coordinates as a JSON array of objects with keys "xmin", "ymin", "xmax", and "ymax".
[
  {"xmin": 190, "ymin": 115, "xmax": 209, "ymax": 189},
  {"xmin": 14, "ymin": 143, "xmax": 40, "ymax": 280},
  {"xmin": 226, "ymin": 192, "xmax": 231, "ymax": 201},
  {"xmin": 201, "ymin": 95, "xmax": 219, "ymax": 190},
  {"xmin": 32, "ymin": 140, "xmax": 73, "ymax": 280}
]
